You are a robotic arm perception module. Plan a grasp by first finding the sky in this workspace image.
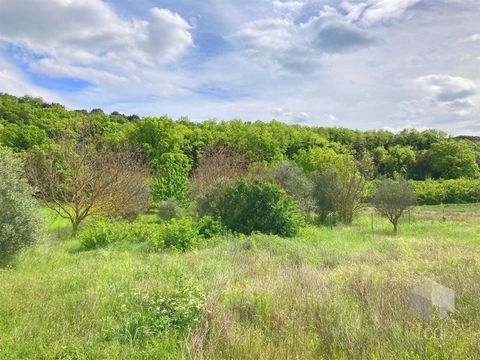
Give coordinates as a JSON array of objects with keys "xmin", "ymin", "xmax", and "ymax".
[{"xmin": 0, "ymin": 0, "xmax": 479, "ymax": 134}]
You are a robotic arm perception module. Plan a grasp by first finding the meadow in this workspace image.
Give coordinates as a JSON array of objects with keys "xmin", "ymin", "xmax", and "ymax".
[{"xmin": 1, "ymin": 205, "xmax": 479, "ymax": 359}]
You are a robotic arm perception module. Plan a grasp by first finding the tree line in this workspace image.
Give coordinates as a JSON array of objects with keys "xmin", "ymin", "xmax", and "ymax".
[
  {"xmin": 1, "ymin": 93, "xmax": 480, "ymax": 257},
  {"xmin": 1, "ymin": 94, "xmax": 479, "ymax": 181}
]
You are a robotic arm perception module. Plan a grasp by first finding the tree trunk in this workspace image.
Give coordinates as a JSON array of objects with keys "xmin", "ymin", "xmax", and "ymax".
[
  {"xmin": 71, "ymin": 220, "xmax": 80, "ymax": 236},
  {"xmin": 393, "ymin": 221, "xmax": 398, "ymax": 234}
]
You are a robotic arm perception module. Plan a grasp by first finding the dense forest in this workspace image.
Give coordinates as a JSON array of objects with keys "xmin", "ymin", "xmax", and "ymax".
[{"xmin": 1, "ymin": 93, "xmax": 479, "ymax": 182}]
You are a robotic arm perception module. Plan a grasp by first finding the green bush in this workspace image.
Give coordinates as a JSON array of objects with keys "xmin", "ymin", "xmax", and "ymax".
[
  {"xmin": 152, "ymin": 153, "xmax": 191, "ymax": 205},
  {"xmin": 268, "ymin": 161, "xmax": 315, "ymax": 218},
  {"xmin": 196, "ymin": 177, "xmax": 232, "ymax": 218},
  {"xmin": 157, "ymin": 198, "xmax": 184, "ymax": 221},
  {"xmin": 151, "ymin": 217, "xmax": 201, "ymax": 252},
  {"xmin": 197, "ymin": 216, "xmax": 227, "ymax": 239},
  {"xmin": 79, "ymin": 220, "xmax": 163, "ymax": 250},
  {"xmin": 218, "ymin": 179, "xmax": 304, "ymax": 237},
  {"xmin": 80, "ymin": 217, "xmax": 215, "ymax": 252},
  {"xmin": 0, "ymin": 148, "xmax": 40, "ymax": 257},
  {"xmin": 118, "ymin": 280, "xmax": 205, "ymax": 342},
  {"xmin": 412, "ymin": 179, "xmax": 480, "ymax": 205}
]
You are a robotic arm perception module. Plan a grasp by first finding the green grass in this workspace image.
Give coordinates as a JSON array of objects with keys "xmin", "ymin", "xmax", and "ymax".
[{"xmin": 1, "ymin": 207, "xmax": 479, "ymax": 359}]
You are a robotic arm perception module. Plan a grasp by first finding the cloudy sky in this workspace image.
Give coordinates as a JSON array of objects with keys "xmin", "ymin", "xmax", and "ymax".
[{"xmin": 0, "ymin": 0, "xmax": 479, "ymax": 134}]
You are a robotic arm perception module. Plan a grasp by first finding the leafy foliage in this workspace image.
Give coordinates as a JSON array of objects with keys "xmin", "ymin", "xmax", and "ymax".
[
  {"xmin": 152, "ymin": 217, "xmax": 201, "ymax": 252},
  {"xmin": 197, "ymin": 215, "xmax": 227, "ymax": 239},
  {"xmin": 152, "ymin": 153, "xmax": 191, "ymax": 204},
  {"xmin": 311, "ymin": 157, "xmax": 366, "ymax": 225},
  {"xmin": 430, "ymin": 140, "xmax": 479, "ymax": 179},
  {"xmin": 294, "ymin": 147, "xmax": 343, "ymax": 174},
  {"xmin": 80, "ymin": 216, "xmax": 224, "ymax": 251},
  {"xmin": 413, "ymin": 179, "xmax": 480, "ymax": 205},
  {"xmin": 268, "ymin": 161, "xmax": 315, "ymax": 218},
  {"xmin": 216, "ymin": 179, "xmax": 304, "ymax": 237},
  {"xmin": 79, "ymin": 220, "xmax": 161, "ymax": 250},
  {"xmin": 373, "ymin": 178, "xmax": 416, "ymax": 233},
  {"xmin": 118, "ymin": 280, "xmax": 205, "ymax": 342},
  {"xmin": 0, "ymin": 148, "xmax": 40, "ymax": 256}
]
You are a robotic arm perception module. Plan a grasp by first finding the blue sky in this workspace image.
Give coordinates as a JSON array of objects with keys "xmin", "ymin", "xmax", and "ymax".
[{"xmin": 0, "ymin": 0, "xmax": 479, "ymax": 134}]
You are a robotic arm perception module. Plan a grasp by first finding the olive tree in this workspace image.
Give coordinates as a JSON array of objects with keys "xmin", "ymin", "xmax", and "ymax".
[
  {"xmin": 373, "ymin": 178, "xmax": 416, "ymax": 233},
  {"xmin": 312, "ymin": 157, "xmax": 366, "ymax": 225},
  {"xmin": 0, "ymin": 148, "xmax": 40, "ymax": 257},
  {"xmin": 268, "ymin": 162, "xmax": 315, "ymax": 219}
]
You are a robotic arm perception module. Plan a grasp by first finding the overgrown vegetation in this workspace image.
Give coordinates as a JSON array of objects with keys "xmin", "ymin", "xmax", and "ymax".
[
  {"xmin": 1, "ymin": 207, "xmax": 480, "ymax": 359},
  {"xmin": 1, "ymin": 93, "xmax": 480, "ymax": 358}
]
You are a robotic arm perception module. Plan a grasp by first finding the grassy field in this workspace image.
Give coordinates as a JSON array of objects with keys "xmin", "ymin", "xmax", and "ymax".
[{"xmin": 1, "ymin": 206, "xmax": 480, "ymax": 359}]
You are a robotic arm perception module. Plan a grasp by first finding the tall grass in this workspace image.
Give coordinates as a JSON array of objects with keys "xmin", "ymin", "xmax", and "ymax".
[{"xmin": 0, "ymin": 207, "xmax": 479, "ymax": 359}]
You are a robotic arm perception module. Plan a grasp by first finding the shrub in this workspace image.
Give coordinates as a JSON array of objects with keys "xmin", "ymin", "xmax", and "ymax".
[
  {"xmin": 217, "ymin": 179, "xmax": 304, "ymax": 237},
  {"xmin": 0, "ymin": 148, "xmax": 40, "ymax": 257},
  {"xmin": 156, "ymin": 217, "xmax": 201, "ymax": 252},
  {"xmin": 157, "ymin": 198, "xmax": 184, "ymax": 221},
  {"xmin": 311, "ymin": 157, "xmax": 366, "ymax": 225},
  {"xmin": 197, "ymin": 216, "xmax": 227, "ymax": 239},
  {"xmin": 79, "ymin": 220, "xmax": 163, "ymax": 250},
  {"xmin": 412, "ymin": 179, "xmax": 480, "ymax": 205},
  {"xmin": 118, "ymin": 280, "xmax": 205, "ymax": 342},
  {"xmin": 152, "ymin": 152, "xmax": 191, "ymax": 205},
  {"xmin": 80, "ymin": 216, "xmax": 225, "ymax": 252},
  {"xmin": 373, "ymin": 178, "xmax": 416, "ymax": 233},
  {"xmin": 196, "ymin": 177, "xmax": 232, "ymax": 218},
  {"xmin": 268, "ymin": 162, "xmax": 315, "ymax": 218}
]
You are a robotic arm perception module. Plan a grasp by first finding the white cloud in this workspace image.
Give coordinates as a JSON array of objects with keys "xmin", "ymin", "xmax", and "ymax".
[
  {"xmin": 271, "ymin": 107, "xmax": 310, "ymax": 123},
  {"xmin": 1, "ymin": 0, "xmax": 480, "ymax": 135},
  {"xmin": 414, "ymin": 75, "xmax": 478, "ymax": 117},
  {"xmin": 272, "ymin": 0, "xmax": 306, "ymax": 12},
  {"xmin": 232, "ymin": 8, "xmax": 376, "ymax": 73},
  {"xmin": 342, "ymin": 0, "xmax": 422, "ymax": 26},
  {"xmin": 0, "ymin": 0, "xmax": 193, "ymax": 84},
  {"xmin": 465, "ymin": 33, "xmax": 480, "ymax": 42},
  {"xmin": 416, "ymin": 74, "xmax": 477, "ymax": 103}
]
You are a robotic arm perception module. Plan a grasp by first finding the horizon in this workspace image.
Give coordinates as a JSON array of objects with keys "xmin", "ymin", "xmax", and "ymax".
[{"xmin": 1, "ymin": 0, "xmax": 479, "ymax": 135}]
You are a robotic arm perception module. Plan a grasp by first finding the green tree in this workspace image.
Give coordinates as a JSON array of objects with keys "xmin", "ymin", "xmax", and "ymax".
[
  {"xmin": 0, "ymin": 148, "xmax": 40, "ymax": 257},
  {"xmin": 373, "ymin": 178, "xmax": 416, "ymax": 233},
  {"xmin": 294, "ymin": 147, "xmax": 343, "ymax": 174},
  {"xmin": 1, "ymin": 123, "xmax": 51, "ymax": 151},
  {"xmin": 199, "ymin": 179, "xmax": 304, "ymax": 237},
  {"xmin": 311, "ymin": 157, "xmax": 366, "ymax": 225},
  {"xmin": 430, "ymin": 140, "xmax": 479, "ymax": 179},
  {"xmin": 268, "ymin": 161, "xmax": 314, "ymax": 218},
  {"xmin": 152, "ymin": 153, "xmax": 191, "ymax": 204},
  {"xmin": 381, "ymin": 145, "xmax": 416, "ymax": 178}
]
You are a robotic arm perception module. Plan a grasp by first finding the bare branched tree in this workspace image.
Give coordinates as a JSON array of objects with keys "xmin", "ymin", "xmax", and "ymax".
[
  {"xmin": 26, "ymin": 138, "xmax": 151, "ymax": 234},
  {"xmin": 190, "ymin": 146, "xmax": 247, "ymax": 198}
]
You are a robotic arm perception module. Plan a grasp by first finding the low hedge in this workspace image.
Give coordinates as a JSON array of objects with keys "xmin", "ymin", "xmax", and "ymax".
[
  {"xmin": 411, "ymin": 179, "xmax": 480, "ymax": 205},
  {"xmin": 79, "ymin": 216, "xmax": 226, "ymax": 251}
]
